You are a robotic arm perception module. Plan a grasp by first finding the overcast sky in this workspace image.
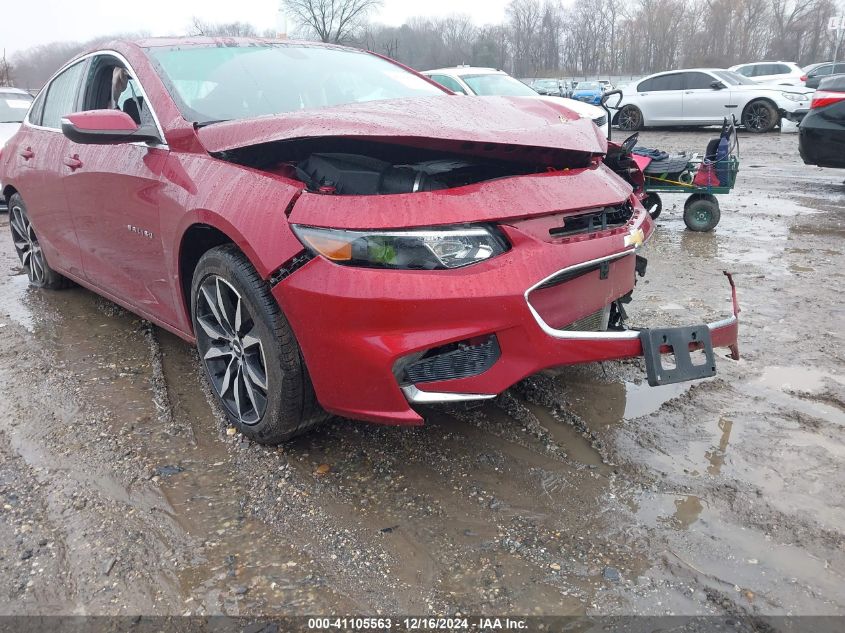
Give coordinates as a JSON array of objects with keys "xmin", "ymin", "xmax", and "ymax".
[{"xmin": 0, "ymin": 0, "xmax": 511, "ymax": 57}]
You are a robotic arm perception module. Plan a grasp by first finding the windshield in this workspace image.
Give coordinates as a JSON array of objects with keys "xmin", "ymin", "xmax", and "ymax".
[
  {"xmin": 0, "ymin": 92, "xmax": 33, "ymax": 123},
  {"xmin": 462, "ymin": 74, "xmax": 537, "ymax": 97},
  {"xmin": 147, "ymin": 44, "xmax": 445, "ymax": 124},
  {"xmin": 534, "ymin": 80, "xmax": 558, "ymax": 90},
  {"xmin": 575, "ymin": 82, "xmax": 600, "ymax": 91},
  {"xmin": 712, "ymin": 71, "xmax": 755, "ymax": 86}
]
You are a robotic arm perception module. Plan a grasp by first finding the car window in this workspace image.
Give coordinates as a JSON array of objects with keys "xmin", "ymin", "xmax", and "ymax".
[
  {"xmin": 684, "ymin": 72, "xmax": 715, "ymax": 90},
  {"xmin": 461, "ymin": 73, "xmax": 537, "ymax": 96},
  {"xmin": 712, "ymin": 70, "xmax": 755, "ymax": 85},
  {"xmin": 80, "ymin": 54, "xmax": 156, "ymax": 127},
  {"xmin": 0, "ymin": 92, "xmax": 34, "ymax": 124},
  {"xmin": 148, "ymin": 44, "xmax": 445, "ymax": 124},
  {"xmin": 428, "ymin": 74, "xmax": 467, "ymax": 95},
  {"xmin": 774, "ymin": 64, "xmax": 791, "ymax": 74},
  {"xmin": 26, "ymin": 90, "xmax": 46, "ymax": 126},
  {"xmin": 41, "ymin": 60, "xmax": 86, "ymax": 129},
  {"xmin": 647, "ymin": 74, "xmax": 684, "ymax": 91},
  {"xmin": 811, "ymin": 65, "xmax": 833, "ymax": 77}
]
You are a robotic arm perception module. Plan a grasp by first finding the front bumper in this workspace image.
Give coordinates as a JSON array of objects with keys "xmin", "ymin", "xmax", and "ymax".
[{"xmin": 274, "ymin": 205, "xmax": 739, "ymax": 425}]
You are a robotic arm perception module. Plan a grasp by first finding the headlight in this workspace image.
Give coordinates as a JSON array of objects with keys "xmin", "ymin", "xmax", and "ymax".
[
  {"xmin": 781, "ymin": 92, "xmax": 809, "ymax": 102},
  {"xmin": 292, "ymin": 225, "xmax": 509, "ymax": 270}
]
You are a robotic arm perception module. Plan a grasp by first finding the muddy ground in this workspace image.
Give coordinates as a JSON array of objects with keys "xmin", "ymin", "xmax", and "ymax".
[{"xmin": 0, "ymin": 130, "xmax": 843, "ymax": 621}]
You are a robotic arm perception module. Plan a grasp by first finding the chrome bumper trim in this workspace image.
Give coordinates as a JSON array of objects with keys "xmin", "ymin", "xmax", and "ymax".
[
  {"xmin": 524, "ymin": 249, "xmax": 738, "ymax": 340},
  {"xmin": 401, "ymin": 385, "xmax": 496, "ymax": 404}
]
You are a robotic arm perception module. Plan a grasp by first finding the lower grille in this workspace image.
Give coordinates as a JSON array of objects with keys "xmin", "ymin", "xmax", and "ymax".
[
  {"xmin": 404, "ymin": 336, "xmax": 500, "ymax": 384},
  {"xmin": 561, "ymin": 305, "xmax": 611, "ymax": 332},
  {"xmin": 592, "ymin": 114, "xmax": 608, "ymax": 128}
]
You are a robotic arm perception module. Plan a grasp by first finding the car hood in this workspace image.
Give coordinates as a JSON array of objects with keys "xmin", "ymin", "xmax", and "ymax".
[{"xmin": 196, "ymin": 95, "xmax": 607, "ymax": 155}]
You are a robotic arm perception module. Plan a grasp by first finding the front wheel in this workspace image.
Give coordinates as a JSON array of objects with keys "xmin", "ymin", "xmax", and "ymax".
[
  {"xmin": 742, "ymin": 100, "xmax": 778, "ymax": 133},
  {"xmin": 617, "ymin": 105, "xmax": 643, "ymax": 131},
  {"xmin": 683, "ymin": 196, "xmax": 721, "ymax": 232},
  {"xmin": 191, "ymin": 245, "xmax": 327, "ymax": 444}
]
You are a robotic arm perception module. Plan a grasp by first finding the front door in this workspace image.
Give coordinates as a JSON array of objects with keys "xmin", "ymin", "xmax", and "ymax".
[
  {"xmin": 682, "ymin": 72, "xmax": 734, "ymax": 124},
  {"xmin": 60, "ymin": 54, "xmax": 178, "ymax": 325}
]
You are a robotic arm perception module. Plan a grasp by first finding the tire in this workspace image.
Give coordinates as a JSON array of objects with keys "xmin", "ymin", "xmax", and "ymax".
[
  {"xmin": 643, "ymin": 192, "xmax": 662, "ymax": 220},
  {"xmin": 8, "ymin": 193, "xmax": 71, "ymax": 289},
  {"xmin": 191, "ymin": 244, "xmax": 327, "ymax": 444},
  {"xmin": 617, "ymin": 105, "xmax": 643, "ymax": 131},
  {"xmin": 683, "ymin": 196, "xmax": 721, "ymax": 232},
  {"xmin": 742, "ymin": 100, "xmax": 778, "ymax": 133}
]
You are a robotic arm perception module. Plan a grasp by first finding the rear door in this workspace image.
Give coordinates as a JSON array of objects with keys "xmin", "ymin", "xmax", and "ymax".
[
  {"xmin": 681, "ymin": 71, "xmax": 733, "ymax": 124},
  {"xmin": 17, "ymin": 60, "xmax": 87, "ymax": 278},
  {"xmin": 635, "ymin": 73, "xmax": 685, "ymax": 125},
  {"xmin": 60, "ymin": 53, "xmax": 179, "ymax": 325}
]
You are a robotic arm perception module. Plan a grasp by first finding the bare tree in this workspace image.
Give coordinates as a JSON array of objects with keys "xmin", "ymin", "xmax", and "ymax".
[
  {"xmin": 189, "ymin": 17, "xmax": 259, "ymax": 37},
  {"xmin": 282, "ymin": 0, "xmax": 383, "ymax": 43},
  {"xmin": 0, "ymin": 50, "xmax": 13, "ymax": 87}
]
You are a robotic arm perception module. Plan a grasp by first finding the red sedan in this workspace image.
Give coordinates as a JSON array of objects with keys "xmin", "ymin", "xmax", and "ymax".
[{"xmin": 0, "ymin": 38, "xmax": 739, "ymax": 443}]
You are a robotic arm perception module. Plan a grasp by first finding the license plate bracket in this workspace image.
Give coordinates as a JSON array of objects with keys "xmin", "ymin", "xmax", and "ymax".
[{"xmin": 639, "ymin": 325, "xmax": 716, "ymax": 386}]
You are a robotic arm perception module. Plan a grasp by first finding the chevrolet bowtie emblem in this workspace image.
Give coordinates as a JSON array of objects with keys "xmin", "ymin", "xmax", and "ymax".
[{"xmin": 625, "ymin": 228, "xmax": 645, "ymax": 247}]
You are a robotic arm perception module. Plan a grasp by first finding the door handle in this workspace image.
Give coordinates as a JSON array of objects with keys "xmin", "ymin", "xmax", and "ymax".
[
  {"xmin": 685, "ymin": 91, "xmax": 694, "ymax": 94},
  {"xmin": 19, "ymin": 147, "xmax": 34, "ymax": 160},
  {"xmin": 63, "ymin": 155, "xmax": 83, "ymax": 170}
]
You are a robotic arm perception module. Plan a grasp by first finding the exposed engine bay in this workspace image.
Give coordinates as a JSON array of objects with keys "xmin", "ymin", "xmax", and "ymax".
[{"xmin": 215, "ymin": 137, "xmax": 600, "ymax": 195}]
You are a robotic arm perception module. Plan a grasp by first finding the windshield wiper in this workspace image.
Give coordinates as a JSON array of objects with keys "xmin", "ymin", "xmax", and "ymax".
[{"xmin": 194, "ymin": 119, "xmax": 231, "ymax": 129}]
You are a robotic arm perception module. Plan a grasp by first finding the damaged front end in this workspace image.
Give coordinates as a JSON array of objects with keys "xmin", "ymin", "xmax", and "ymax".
[{"xmin": 198, "ymin": 96, "xmax": 739, "ymax": 424}]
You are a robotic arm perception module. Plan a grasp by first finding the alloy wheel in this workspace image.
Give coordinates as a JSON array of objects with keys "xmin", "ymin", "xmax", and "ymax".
[
  {"xmin": 744, "ymin": 103, "xmax": 771, "ymax": 131},
  {"xmin": 9, "ymin": 204, "xmax": 47, "ymax": 285},
  {"xmin": 195, "ymin": 275, "xmax": 269, "ymax": 425},
  {"xmin": 618, "ymin": 106, "xmax": 641, "ymax": 131}
]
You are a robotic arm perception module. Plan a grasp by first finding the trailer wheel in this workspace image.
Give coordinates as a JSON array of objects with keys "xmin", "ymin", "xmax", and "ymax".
[
  {"xmin": 683, "ymin": 195, "xmax": 721, "ymax": 232},
  {"xmin": 643, "ymin": 192, "xmax": 662, "ymax": 220}
]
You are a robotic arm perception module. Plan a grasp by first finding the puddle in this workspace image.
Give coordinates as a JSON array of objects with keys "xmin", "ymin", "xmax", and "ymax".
[
  {"xmin": 758, "ymin": 366, "xmax": 844, "ymax": 393},
  {"xmin": 0, "ymin": 272, "xmax": 35, "ymax": 331},
  {"xmin": 624, "ymin": 381, "xmax": 691, "ymax": 419}
]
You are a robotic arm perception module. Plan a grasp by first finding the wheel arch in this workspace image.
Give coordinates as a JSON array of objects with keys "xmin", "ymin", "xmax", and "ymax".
[
  {"xmin": 175, "ymin": 211, "xmax": 277, "ymax": 336},
  {"xmin": 741, "ymin": 97, "xmax": 780, "ymax": 125},
  {"xmin": 2, "ymin": 184, "xmax": 19, "ymax": 202}
]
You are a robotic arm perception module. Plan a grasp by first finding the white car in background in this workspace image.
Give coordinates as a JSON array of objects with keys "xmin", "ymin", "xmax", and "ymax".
[
  {"xmin": 422, "ymin": 67, "xmax": 610, "ymax": 138},
  {"xmin": 728, "ymin": 61, "xmax": 804, "ymax": 86},
  {"xmin": 613, "ymin": 68, "xmax": 812, "ymax": 133},
  {"xmin": 0, "ymin": 88, "xmax": 34, "ymax": 210}
]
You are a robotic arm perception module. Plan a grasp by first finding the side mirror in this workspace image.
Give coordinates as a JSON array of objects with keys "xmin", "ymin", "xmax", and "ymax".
[
  {"xmin": 61, "ymin": 110, "xmax": 162, "ymax": 145},
  {"xmin": 710, "ymin": 81, "xmax": 726, "ymax": 90}
]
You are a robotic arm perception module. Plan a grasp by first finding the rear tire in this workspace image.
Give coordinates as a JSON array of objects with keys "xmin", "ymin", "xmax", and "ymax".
[
  {"xmin": 643, "ymin": 192, "xmax": 662, "ymax": 220},
  {"xmin": 191, "ymin": 244, "xmax": 327, "ymax": 444},
  {"xmin": 8, "ymin": 193, "xmax": 71, "ymax": 290},
  {"xmin": 742, "ymin": 100, "xmax": 778, "ymax": 133},
  {"xmin": 617, "ymin": 105, "xmax": 643, "ymax": 131},
  {"xmin": 683, "ymin": 195, "xmax": 721, "ymax": 232}
]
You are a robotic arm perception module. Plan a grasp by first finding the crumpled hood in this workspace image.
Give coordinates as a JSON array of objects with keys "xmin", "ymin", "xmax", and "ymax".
[{"xmin": 196, "ymin": 95, "xmax": 607, "ymax": 155}]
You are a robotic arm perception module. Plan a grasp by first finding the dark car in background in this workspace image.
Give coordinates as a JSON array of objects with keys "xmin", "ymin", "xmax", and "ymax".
[
  {"xmin": 799, "ymin": 75, "xmax": 845, "ymax": 168},
  {"xmin": 802, "ymin": 62, "xmax": 845, "ymax": 89}
]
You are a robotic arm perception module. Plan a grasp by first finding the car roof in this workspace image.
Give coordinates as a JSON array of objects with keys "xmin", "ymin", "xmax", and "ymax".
[
  {"xmin": 732, "ymin": 61, "xmax": 795, "ymax": 66},
  {"xmin": 423, "ymin": 67, "xmax": 505, "ymax": 77}
]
